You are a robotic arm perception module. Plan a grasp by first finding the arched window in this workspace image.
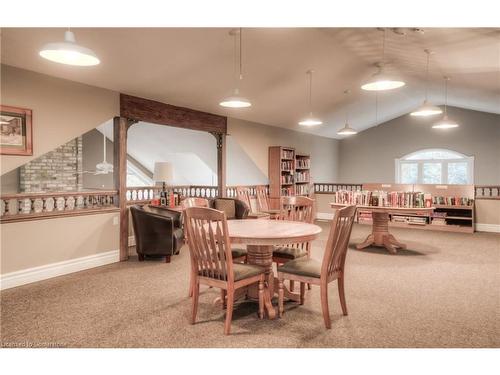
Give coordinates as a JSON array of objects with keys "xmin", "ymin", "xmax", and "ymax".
[{"xmin": 395, "ymin": 149, "xmax": 474, "ymax": 184}]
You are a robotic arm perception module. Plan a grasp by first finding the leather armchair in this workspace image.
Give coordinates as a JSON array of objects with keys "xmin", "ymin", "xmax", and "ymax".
[
  {"xmin": 130, "ymin": 205, "xmax": 184, "ymax": 263},
  {"xmin": 208, "ymin": 198, "xmax": 249, "ymax": 219}
]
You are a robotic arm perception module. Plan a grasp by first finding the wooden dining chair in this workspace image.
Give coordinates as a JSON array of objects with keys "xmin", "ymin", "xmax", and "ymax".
[
  {"xmin": 184, "ymin": 207, "xmax": 266, "ymax": 335},
  {"xmin": 182, "ymin": 197, "xmax": 246, "ymax": 298},
  {"xmin": 273, "ymin": 196, "xmax": 316, "ymax": 290},
  {"xmin": 236, "ymin": 186, "xmax": 270, "ymax": 219},
  {"xmin": 255, "ymin": 185, "xmax": 280, "ymax": 219},
  {"xmin": 277, "ymin": 205, "xmax": 356, "ymax": 329},
  {"xmin": 273, "ymin": 196, "xmax": 315, "ymax": 261}
]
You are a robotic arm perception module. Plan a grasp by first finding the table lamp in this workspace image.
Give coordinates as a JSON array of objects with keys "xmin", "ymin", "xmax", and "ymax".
[{"xmin": 153, "ymin": 162, "xmax": 173, "ymax": 205}]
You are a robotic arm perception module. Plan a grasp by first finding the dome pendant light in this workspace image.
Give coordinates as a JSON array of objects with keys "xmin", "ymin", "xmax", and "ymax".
[
  {"xmin": 298, "ymin": 70, "xmax": 323, "ymax": 126},
  {"xmin": 411, "ymin": 49, "xmax": 443, "ymax": 116},
  {"xmin": 337, "ymin": 90, "xmax": 358, "ymax": 135},
  {"xmin": 433, "ymin": 76, "xmax": 459, "ymax": 129},
  {"xmin": 361, "ymin": 29, "xmax": 405, "ymax": 91},
  {"xmin": 39, "ymin": 29, "xmax": 100, "ymax": 66},
  {"xmin": 219, "ymin": 28, "xmax": 251, "ymax": 108}
]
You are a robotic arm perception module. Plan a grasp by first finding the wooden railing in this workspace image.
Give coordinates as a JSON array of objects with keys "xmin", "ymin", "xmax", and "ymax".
[
  {"xmin": 475, "ymin": 185, "xmax": 500, "ymax": 200},
  {"xmin": 125, "ymin": 184, "xmax": 269, "ymax": 204},
  {"xmin": 314, "ymin": 183, "xmax": 363, "ymax": 194},
  {"xmin": 0, "ymin": 190, "xmax": 118, "ymax": 223}
]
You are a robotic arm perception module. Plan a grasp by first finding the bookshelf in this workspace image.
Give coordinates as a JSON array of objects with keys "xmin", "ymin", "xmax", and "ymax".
[
  {"xmin": 268, "ymin": 147, "xmax": 312, "ymax": 208},
  {"xmin": 331, "ymin": 183, "xmax": 475, "ymax": 233},
  {"xmin": 295, "ymin": 154, "xmax": 311, "ymax": 196}
]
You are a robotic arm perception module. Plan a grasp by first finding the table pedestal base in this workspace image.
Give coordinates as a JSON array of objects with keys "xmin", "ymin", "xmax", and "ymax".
[{"xmin": 356, "ymin": 212, "xmax": 407, "ymax": 254}]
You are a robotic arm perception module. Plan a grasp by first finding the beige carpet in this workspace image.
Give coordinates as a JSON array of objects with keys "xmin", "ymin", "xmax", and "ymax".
[{"xmin": 1, "ymin": 222, "xmax": 499, "ymax": 348}]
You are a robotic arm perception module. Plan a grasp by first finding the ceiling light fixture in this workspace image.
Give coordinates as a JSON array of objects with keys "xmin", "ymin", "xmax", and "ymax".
[
  {"xmin": 39, "ymin": 29, "xmax": 100, "ymax": 66},
  {"xmin": 432, "ymin": 76, "xmax": 459, "ymax": 129},
  {"xmin": 361, "ymin": 29, "xmax": 405, "ymax": 91},
  {"xmin": 298, "ymin": 70, "xmax": 323, "ymax": 126},
  {"xmin": 219, "ymin": 28, "xmax": 251, "ymax": 108},
  {"xmin": 411, "ymin": 49, "xmax": 442, "ymax": 117},
  {"xmin": 337, "ymin": 90, "xmax": 358, "ymax": 135}
]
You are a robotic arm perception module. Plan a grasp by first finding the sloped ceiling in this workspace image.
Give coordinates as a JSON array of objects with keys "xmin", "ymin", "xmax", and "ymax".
[{"xmin": 2, "ymin": 27, "xmax": 499, "ymax": 139}]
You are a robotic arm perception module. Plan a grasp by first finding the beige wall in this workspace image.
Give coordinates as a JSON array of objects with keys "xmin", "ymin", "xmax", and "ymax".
[
  {"xmin": 1, "ymin": 212, "xmax": 120, "ymax": 274},
  {"xmin": 0, "ymin": 65, "xmax": 119, "ymax": 175},
  {"xmin": 475, "ymin": 200, "xmax": 500, "ymax": 225},
  {"xmin": 228, "ymin": 118, "xmax": 340, "ymax": 184},
  {"xmin": 338, "ymin": 107, "xmax": 500, "ymax": 184}
]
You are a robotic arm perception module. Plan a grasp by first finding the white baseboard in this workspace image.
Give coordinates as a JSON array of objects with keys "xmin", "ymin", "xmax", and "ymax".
[
  {"xmin": 316, "ymin": 212, "xmax": 334, "ymax": 221},
  {"xmin": 475, "ymin": 223, "xmax": 500, "ymax": 233},
  {"xmin": 0, "ymin": 250, "xmax": 120, "ymax": 290}
]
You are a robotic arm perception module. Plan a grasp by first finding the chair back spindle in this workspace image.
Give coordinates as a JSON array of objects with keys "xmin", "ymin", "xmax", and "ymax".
[
  {"xmin": 321, "ymin": 205, "xmax": 356, "ymax": 280},
  {"xmin": 255, "ymin": 186, "xmax": 270, "ymax": 211},
  {"xmin": 184, "ymin": 207, "xmax": 234, "ymax": 282}
]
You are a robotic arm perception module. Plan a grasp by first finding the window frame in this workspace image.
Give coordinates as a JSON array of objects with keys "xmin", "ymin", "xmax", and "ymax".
[{"xmin": 395, "ymin": 148, "xmax": 474, "ymax": 185}]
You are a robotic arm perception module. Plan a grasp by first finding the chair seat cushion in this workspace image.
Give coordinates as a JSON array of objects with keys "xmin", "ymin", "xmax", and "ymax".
[
  {"xmin": 231, "ymin": 247, "xmax": 247, "ymax": 259},
  {"xmin": 199, "ymin": 263, "xmax": 264, "ymax": 281},
  {"xmin": 278, "ymin": 258, "xmax": 322, "ymax": 278},
  {"xmin": 233, "ymin": 264, "xmax": 265, "ymax": 281},
  {"xmin": 272, "ymin": 246, "xmax": 307, "ymax": 260}
]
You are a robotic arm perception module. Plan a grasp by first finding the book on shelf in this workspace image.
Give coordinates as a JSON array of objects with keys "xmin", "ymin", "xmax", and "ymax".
[
  {"xmin": 295, "ymin": 159, "xmax": 310, "ymax": 169},
  {"xmin": 295, "ymin": 171, "xmax": 310, "ymax": 183},
  {"xmin": 281, "ymin": 150, "xmax": 294, "ymax": 159},
  {"xmin": 281, "ymin": 160, "xmax": 294, "ymax": 171},
  {"xmin": 295, "ymin": 184, "xmax": 309, "ymax": 196},
  {"xmin": 280, "ymin": 174, "xmax": 294, "ymax": 184},
  {"xmin": 432, "ymin": 196, "xmax": 474, "ymax": 206}
]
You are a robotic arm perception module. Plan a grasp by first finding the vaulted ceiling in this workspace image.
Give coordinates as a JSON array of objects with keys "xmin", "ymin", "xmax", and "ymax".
[{"xmin": 1, "ymin": 27, "xmax": 499, "ymax": 138}]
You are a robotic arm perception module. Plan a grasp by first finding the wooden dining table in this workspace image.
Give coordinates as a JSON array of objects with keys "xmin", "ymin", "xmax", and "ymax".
[{"xmin": 225, "ymin": 219, "xmax": 322, "ymax": 319}]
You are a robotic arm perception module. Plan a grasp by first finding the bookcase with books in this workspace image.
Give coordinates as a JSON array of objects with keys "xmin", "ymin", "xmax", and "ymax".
[
  {"xmin": 330, "ymin": 183, "xmax": 474, "ymax": 233},
  {"xmin": 295, "ymin": 154, "xmax": 311, "ymax": 196},
  {"xmin": 268, "ymin": 147, "xmax": 313, "ymax": 208}
]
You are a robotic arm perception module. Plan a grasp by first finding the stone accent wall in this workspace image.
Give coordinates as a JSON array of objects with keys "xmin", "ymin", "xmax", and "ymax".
[{"xmin": 20, "ymin": 137, "xmax": 83, "ymax": 192}]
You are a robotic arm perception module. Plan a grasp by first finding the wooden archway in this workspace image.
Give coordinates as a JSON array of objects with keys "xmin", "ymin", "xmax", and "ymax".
[{"xmin": 114, "ymin": 94, "xmax": 227, "ymax": 261}]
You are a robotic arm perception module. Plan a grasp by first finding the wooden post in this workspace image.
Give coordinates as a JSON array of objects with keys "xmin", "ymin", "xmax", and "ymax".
[
  {"xmin": 213, "ymin": 132, "xmax": 227, "ymax": 197},
  {"xmin": 114, "ymin": 116, "xmax": 131, "ymax": 261}
]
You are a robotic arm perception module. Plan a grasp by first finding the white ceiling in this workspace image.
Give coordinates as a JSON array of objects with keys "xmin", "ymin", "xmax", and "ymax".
[{"xmin": 2, "ymin": 27, "xmax": 499, "ymax": 139}]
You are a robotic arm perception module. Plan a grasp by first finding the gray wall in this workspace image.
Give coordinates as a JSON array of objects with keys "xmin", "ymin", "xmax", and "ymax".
[
  {"xmin": 82, "ymin": 129, "xmax": 115, "ymax": 190},
  {"xmin": 228, "ymin": 118, "xmax": 340, "ymax": 185},
  {"xmin": 338, "ymin": 106, "xmax": 500, "ymax": 184}
]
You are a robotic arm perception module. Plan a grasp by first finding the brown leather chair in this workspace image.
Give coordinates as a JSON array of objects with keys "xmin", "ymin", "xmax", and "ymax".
[
  {"xmin": 130, "ymin": 205, "xmax": 184, "ymax": 263},
  {"xmin": 207, "ymin": 198, "xmax": 249, "ymax": 220}
]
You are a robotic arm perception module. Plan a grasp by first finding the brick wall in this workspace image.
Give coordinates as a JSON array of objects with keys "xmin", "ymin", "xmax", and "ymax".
[{"xmin": 19, "ymin": 137, "xmax": 83, "ymax": 192}]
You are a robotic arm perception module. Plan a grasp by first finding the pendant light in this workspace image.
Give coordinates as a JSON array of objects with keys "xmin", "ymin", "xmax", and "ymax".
[
  {"xmin": 337, "ymin": 90, "xmax": 358, "ymax": 135},
  {"xmin": 411, "ymin": 49, "xmax": 442, "ymax": 116},
  {"xmin": 39, "ymin": 29, "xmax": 100, "ymax": 66},
  {"xmin": 433, "ymin": 76, "xmax": 459, "ymax": 129},
  {"xmin": 361, "ymin": 29, "xmax": 405, "ymax": 91},
  {"xmin": 219, "ymin": 28, "xmax": 251, "ymax": 108},
  {"xmin": 298, "ymin": 70, "xmax": 323, "ymax": 126}
]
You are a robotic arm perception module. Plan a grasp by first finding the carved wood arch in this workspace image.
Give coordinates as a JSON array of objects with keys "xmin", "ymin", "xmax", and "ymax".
[{"xmin": 114, "ymin": 94, "xmax": 227, "ymax": 261}]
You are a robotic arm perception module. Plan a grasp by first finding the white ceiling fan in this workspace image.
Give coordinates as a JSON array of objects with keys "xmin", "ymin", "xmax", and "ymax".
[{"xmin": 82, "ymin": 127, "xmax": 114, "ymax": 175}]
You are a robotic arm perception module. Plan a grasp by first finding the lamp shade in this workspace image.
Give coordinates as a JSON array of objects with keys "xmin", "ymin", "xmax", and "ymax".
[
  {"xmin": 153, "ymin": 162, "xmax": 174, "ymax": 183},
  {"xmin": 39, "ymin": 31, "xmax": 100, "ymax": 66}
]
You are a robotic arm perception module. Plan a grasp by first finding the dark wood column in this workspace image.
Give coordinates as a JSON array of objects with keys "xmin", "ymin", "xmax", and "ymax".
[
  {"xmin": 113, "ymin": 116, "xmax": 131, "ymax": 261},
  {"xmin": 212, "ymin": 132, "xmax": 227, "ymax": 197}
]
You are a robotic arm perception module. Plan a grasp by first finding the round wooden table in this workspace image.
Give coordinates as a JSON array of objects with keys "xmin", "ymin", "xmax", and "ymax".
[{"xmin": 226, "ymin": 219, "xmax": 322, "ymax": 319}]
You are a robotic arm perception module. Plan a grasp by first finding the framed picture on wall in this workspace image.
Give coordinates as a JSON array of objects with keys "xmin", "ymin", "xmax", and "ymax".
[{"xmin": 0, "ymin": 105, "xmax": 33, "ymax": 156}]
